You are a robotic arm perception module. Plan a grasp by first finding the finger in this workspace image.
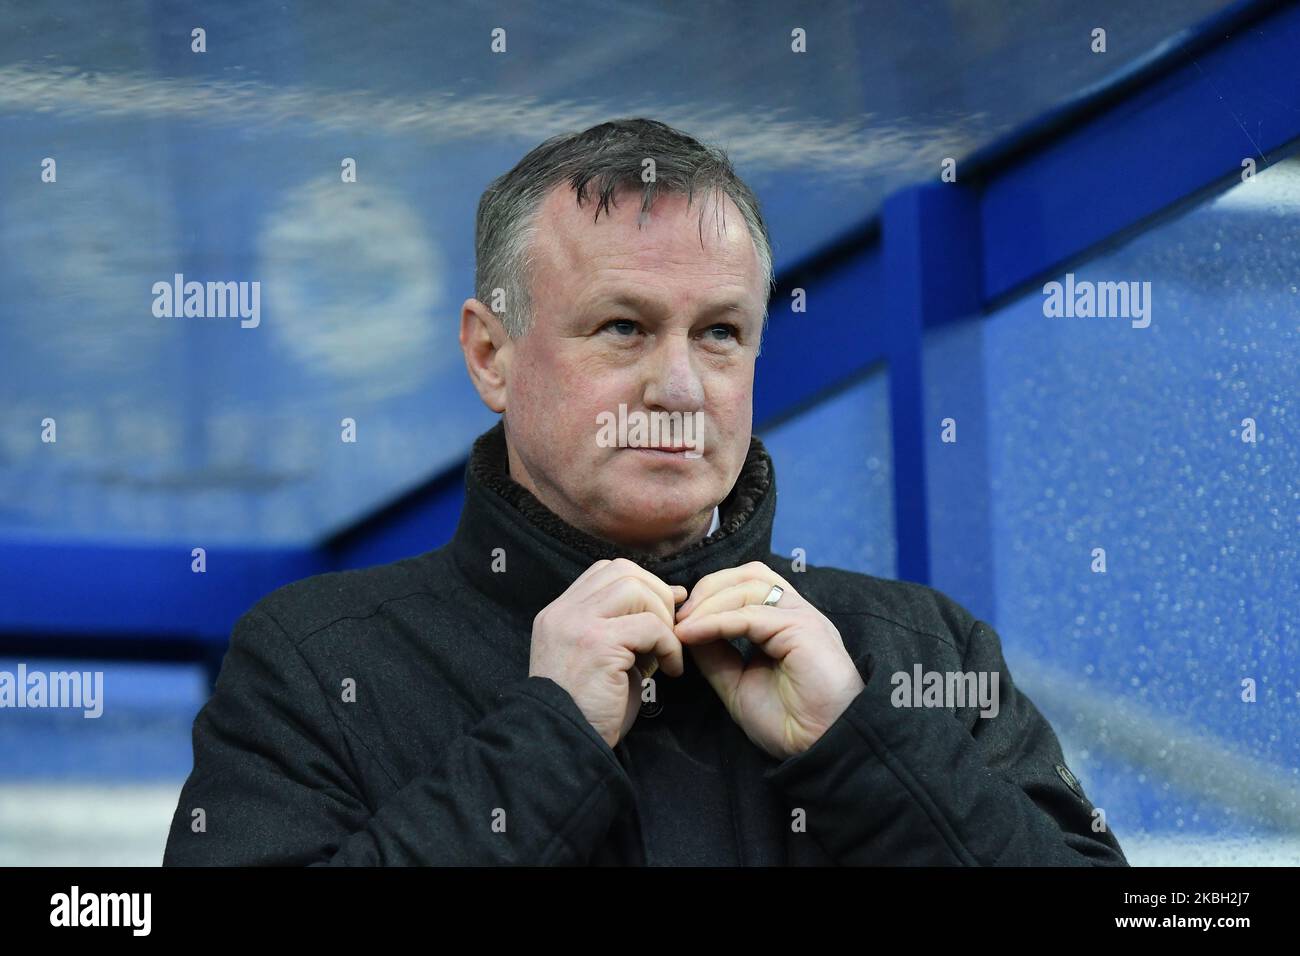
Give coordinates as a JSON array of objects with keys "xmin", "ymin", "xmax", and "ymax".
[
  {"xmin": 678, "ymin": 578, "xmax": 803, "ymax": 626},
  {"xmin": 675, "ymin": 605, "xmax": 797, "ymax": 657},
  {"xmin": 611, "ymin": 612, "xmax": 685, "ymax": 678},
  {"xmin": 563, "ymin": 559, "xmax": 614, "ymax": 600},
  {"xmin": 677, "ymin": 561, "xmax": 791, "ymax": 620},
  {"xmin": 582, "ymin": 558, "xmax": 682, "ymax": 621},
  {"xmin": 588, "ymin": 576, "xmax": 677, "ymax": 631}
]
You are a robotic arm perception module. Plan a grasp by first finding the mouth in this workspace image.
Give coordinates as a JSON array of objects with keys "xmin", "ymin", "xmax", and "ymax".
[{"xmin": 627, "ymin": 446, "xmax": 700, "ymax": 458}]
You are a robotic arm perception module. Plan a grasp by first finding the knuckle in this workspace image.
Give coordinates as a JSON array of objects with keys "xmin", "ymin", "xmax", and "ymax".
[
  {"xmin": 614, "ymin": 576, "xmax": 642, "ymax": 599},
  {"xmin": 577, "ymin": 620, "xmax": 608, "ymax": 648}
]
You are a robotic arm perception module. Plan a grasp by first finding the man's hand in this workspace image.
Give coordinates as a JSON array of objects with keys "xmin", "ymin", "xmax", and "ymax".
[
  {"xmin": 530, "ymin": 558, "xmax": 686, "ymax": 750},
  {"xmin": 674, "ymin": 561, "xmax": 865, "ymax": 761}
]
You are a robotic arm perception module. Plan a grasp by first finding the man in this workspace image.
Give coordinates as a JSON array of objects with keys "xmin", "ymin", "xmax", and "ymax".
[{"xmin": 164, "ymin": 118, "xmax": 1127, "ymax": 866}]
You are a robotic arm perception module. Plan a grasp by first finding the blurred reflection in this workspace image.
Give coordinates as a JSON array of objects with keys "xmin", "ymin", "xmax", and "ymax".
[{"xmin": 259, "ymin": 177, "xmax": 444, "ymax": 399}]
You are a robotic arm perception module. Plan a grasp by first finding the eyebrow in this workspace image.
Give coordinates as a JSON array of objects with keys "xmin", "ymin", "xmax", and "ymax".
[{"xmin": 597, "ymin": 291, "xmax": 751, "ymax": 320}]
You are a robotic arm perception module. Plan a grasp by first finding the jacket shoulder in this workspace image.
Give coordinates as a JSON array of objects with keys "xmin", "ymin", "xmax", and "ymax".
[
  {"xmin": 766, "ymin": 555, "xmax": 976, "ymax": 648},
  {"xmin": 249, "ymin": 548, "xmax": 449, "ymax": 643}
]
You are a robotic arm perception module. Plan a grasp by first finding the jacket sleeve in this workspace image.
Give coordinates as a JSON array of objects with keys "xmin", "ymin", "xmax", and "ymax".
[
  {"xmin": 762, "ymin": 617, "xmax": 1129, "ymax": 866},
  {"xmin": 163, "ymin": 606, "xmax": 636, "ymax": 866}
]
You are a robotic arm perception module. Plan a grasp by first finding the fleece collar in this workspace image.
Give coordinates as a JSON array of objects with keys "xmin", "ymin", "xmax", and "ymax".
[{"xmin": 448, "ymin": 419, "xmax": 777, "ymax": 621}]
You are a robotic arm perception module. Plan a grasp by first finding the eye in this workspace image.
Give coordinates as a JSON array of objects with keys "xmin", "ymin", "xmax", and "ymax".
[
  {"xmin": 703, "ymin": 323, "xmax": 740, "ymax": 342},
  {"xmin": 600, "ymin": 319, "xmax": 640, "ymax": 337}
]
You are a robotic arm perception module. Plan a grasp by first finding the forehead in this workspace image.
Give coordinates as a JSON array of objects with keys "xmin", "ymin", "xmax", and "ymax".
[{"xmin": 529, "ymin": 181, "xmax": 763, "ymax": 310}]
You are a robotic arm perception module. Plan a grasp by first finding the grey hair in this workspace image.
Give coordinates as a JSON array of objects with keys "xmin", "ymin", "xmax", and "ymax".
[{"xmin": 474, "ymin": 118, "xmax": 775, "ymax": 338}]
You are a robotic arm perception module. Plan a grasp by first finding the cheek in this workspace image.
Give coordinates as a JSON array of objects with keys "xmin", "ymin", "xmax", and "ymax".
[
  {"xmin": 706, "ymin": 372, "xmax": 754, "ymax": 468},
  {"xmin": 507, "ymin": 342, "xmax": 572, "ymax": 412},
  {"xmin": 708, "ymin": 369, "xmax": 753, "ymax": 423},
  {"xmin": 510, "ymin": 352, "xmax": 623, "ymax": 450}
]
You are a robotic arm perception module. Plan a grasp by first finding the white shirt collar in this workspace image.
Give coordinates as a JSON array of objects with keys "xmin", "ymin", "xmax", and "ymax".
[{"xmin": 707, "ymin": 506, "xmax": 720, "ymax": 536}]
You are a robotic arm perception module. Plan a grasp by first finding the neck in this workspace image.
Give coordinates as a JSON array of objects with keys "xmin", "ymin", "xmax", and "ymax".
[
  {"xmin": 503, "ymin": 439, "xmax": 718, "ymax": 558},
  {"xmin": 449, "ymin": 420, "xmax": 778, "ymax": 623}
]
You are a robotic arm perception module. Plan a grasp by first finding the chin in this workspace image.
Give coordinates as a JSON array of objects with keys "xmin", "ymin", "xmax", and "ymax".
[{"xmin": 598, "ymin": 494, "xmax": 711, "ymax": 542}]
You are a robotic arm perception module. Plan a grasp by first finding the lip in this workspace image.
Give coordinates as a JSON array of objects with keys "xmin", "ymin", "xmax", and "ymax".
[{"xmin": 626, "ymin": 446, "xmax": 699, "ymax": 457}]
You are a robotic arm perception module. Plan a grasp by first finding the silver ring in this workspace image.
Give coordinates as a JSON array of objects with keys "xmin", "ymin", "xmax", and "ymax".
[{"xmin": 761, "ymin": 585, "xmax": 784, "ymax": 607}]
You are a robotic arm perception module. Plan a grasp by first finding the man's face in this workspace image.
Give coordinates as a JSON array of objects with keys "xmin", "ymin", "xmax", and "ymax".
[{"xmin": 469, "ymin": 183, "xmax": 766, "ymax": 556}]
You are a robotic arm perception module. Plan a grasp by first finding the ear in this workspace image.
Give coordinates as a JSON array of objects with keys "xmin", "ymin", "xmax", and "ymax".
[{"xmin": 460, "ymin": 298, "xmax": 511, "ymax": 413}]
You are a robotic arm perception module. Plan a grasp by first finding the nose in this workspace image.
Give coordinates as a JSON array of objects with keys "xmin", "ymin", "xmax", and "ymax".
[{"xmin": 642, "ymin": 330, "xmax": 705, "ymax": 412}]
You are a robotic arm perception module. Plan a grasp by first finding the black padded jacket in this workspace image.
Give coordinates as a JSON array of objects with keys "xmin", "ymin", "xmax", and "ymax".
[{"xmin": 163, "ymin": 421, "xmax": 1128, "ymax": 866}]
